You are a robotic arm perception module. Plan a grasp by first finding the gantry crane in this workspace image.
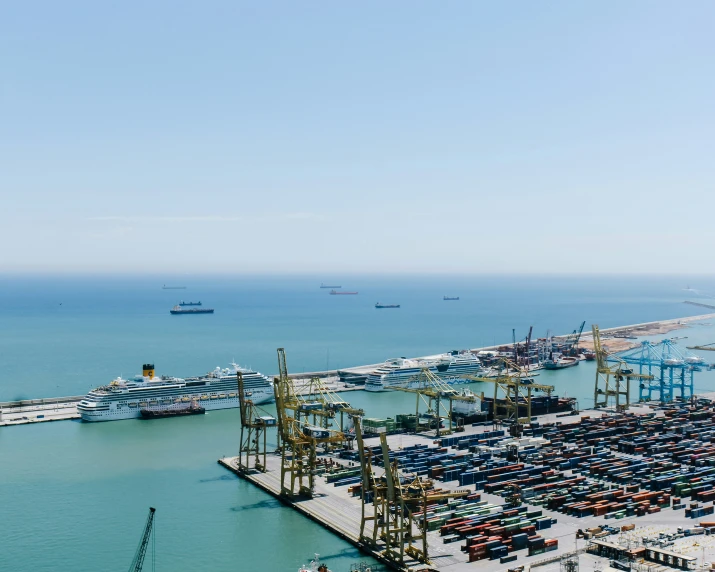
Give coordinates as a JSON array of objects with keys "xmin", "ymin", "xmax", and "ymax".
[
  {"xmin": 237, "ymin": 371, "xmax": 276, "ymax": 474},
  {"xmin": 390, "ymin": 367, "xmax": 479, "ymax": 437},
  {"xmin": 592, "ymin": 324, "xmax": 653, "ymax": 409},
  {"xmin": 299, "ymin": 376, "xmax": 364, "ymax": 446},
  {"xmin": 274, "ymin": 348, "xmax": 346, "ymax": 498},
  {"xmin": 467, "ymin": 358, "xmax": 554, "ymax": 424},
  {"xmin": 353, "ymin": 416, "xmax": 468, "ymax": 568},
  {"xmin": 564, "ymin": 320, "xmax": 586, "ymax": 356},
  {"xmin": 128, "ymin": 507, "xmax": 155, "ymax": 572}
]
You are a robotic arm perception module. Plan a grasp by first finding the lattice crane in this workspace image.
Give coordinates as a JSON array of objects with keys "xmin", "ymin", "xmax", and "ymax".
[
  {"xmin": 274, "ymin": 348, "xmax": 346, "ymax": 498},
  {"xmin": 390, "ymin": 367, "xmax": 479, "ymax": 436},
  {"xmin": 237, "ymin": 371, "xmax": 276, "ymax": 474},
  {"xmin": 466, "ymin": 358, "xmax": 554, "ymax": 424},
  {"xmin": 128, "ymin": 507, "xmax": 155, "ymax": 572},
  {"xmin": 592, "ymin": 324, "xmax": 653, "ymax": 408}
]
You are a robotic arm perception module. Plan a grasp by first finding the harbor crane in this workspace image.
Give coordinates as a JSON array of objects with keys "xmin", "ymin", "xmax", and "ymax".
[
  {"xmin": 466, "ymin": 358, "xmax": 555, "ymax": 424},
  {"xmin": 128, "ymin": 507, "xmax": 155, "ymax": 572},
  {"xmin": 353, "ymin": 416, "xmax": 468, "ymax": 568},
  {"xmin": 274, "ymin": 348, "xmax": 346, "ymax": 498},
  {"xmin": 237, "ymin": 371, "xmax": 276, "ymax": 474},
  {"xmin": 592, "ymin": 325, "xmax": 653, "ymax": 408},
  {"xmin": 563, "ymin": 321, "xmax": 586, "ymax": 356},
  {"xmin": 391, "ymin": 367, "xmax": 479, "ymax": 437}
]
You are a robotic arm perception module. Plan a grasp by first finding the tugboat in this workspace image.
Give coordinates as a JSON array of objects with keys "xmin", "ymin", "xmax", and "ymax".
[
  {"xmin": 140, "ymin": 400, "xmax": 205, "ymax": 419},
  {"xmin": 375, "ymin": 303, "xmax": 400, "ymax": 309}
]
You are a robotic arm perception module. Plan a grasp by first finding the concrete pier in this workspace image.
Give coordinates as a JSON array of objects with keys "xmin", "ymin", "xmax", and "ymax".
[
  {"xmin": 219, "ymin": 407, "xmax": 687, "ymax": 571},
  {"xmin": 0, "ymin": 396, "xmax": 82, "ymax": 427}
]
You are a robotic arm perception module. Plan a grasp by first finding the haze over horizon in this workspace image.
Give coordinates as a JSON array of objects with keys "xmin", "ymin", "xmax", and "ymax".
[{"xmin": 2, "ymin": 1, "xmax": 714, "ymax": 274}]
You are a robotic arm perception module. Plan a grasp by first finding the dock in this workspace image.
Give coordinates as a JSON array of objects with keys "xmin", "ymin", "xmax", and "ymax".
[
  {"xmin": 218, "ymin": 405, "xmax": 706, "ymax": 571},
  {"xmin": 0, "ymin": 396, "xmax": 82, "ymax": 426}
]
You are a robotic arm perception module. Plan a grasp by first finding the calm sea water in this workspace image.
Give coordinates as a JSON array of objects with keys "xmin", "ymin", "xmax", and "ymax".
[{"xmin": 3, "ymin": 274, "xmax": 715, "ymax": 572}]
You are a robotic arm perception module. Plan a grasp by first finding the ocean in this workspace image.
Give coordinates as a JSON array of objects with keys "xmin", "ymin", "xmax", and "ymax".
[{"xmin": 3, "ymin": 274, "xmax": 715, "ymax": 572}]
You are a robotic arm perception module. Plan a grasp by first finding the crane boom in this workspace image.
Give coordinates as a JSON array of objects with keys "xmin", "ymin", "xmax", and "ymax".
[{"xmin": 128, "ymin": 507, "xmax": 155, "ymax": 572}]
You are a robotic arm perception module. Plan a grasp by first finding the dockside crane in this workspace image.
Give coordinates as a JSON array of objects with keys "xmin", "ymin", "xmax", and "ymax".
[
  {"xmin": 237, "ymin": 371, "xmax": 276, "ymax": 474},
  {"xmin": 128, "ymin": 507, "xmax": 155, "ymax": 572},
  {"xmin": 390, "ymin": 368, "xmax": 479, "ymax": 437},
  {"xmin": 274, "ymin": 348, "xmax": 346, "ymax": 498},
  {"xmin": 466, "ymin": 358, "xmax": 554, "ymax": 424},
  {"xmin": 592, "ymin": 324, "xmax": 653, "ymax": 409},
  {"xmin": 353, "ymin": 416, "xmax": 468, "ymax": 568},
  {"xmin": 564, "ymin": 321, "xmax": 586, "ymax": 356}
]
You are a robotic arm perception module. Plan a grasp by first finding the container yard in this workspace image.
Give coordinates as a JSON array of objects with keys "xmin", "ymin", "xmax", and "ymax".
[{"xmin": 219, "ymin": 342, "xmax": 715, "ymax": 571}]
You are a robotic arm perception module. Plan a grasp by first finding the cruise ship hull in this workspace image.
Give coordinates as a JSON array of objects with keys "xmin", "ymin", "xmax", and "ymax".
[
  {"xmin": 365, "ymin": 356, "xmax": 482, "ymax": 392},
  {"xmin": 78, "ymin": 390, "xmax": 273, "ymax": 422}
]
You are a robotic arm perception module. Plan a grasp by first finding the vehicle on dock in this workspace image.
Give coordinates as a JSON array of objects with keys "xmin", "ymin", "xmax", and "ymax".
[{"xmin": 77, "ymin": 363, "xmax": 273, "ymax": 421}]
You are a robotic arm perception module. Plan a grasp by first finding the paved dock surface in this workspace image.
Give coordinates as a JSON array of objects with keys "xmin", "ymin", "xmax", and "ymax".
[{"xmin": 0, "ymin": 398, "xmax": 81, "ymax": 426}]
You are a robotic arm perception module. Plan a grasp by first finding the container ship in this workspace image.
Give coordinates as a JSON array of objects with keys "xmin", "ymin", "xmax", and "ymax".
[
  {"xmin": 140, "ymin": 400, "xmax": 205, "ymax": 419},
  {"xmin": 77, "ymin": 363, "xmax": 273, "ymax": 422},
  {"xmin": 330, "ymin": 290, "xmax": 358, "ymax": 295},
  {"xmin": 375, "ymin": 303, "xmax": 400, "ymax": 308},
  {"xmin": 365, "ymin": 351, "xmax": 483, "ymax": 392},
  {"xmin": 170, "ymin": 305, "xmax": 214, "ymax": 314}
]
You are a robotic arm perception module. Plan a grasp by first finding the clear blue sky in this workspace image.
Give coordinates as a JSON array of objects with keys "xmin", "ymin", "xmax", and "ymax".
[{"xmin": 2, "ymin": 1, "xmax": 713, "ymax": 274}]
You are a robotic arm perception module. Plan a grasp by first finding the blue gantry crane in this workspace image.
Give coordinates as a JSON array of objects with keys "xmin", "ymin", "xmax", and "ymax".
[{"xmin": 608, "ymin": 340, "xmax": 699, "ymax": 403}]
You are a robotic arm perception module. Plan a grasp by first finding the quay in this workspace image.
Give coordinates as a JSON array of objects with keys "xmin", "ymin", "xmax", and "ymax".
[
  {"xmin": 3, "ymin": 312, "xmax": 714, "ymax": 428},
  {"xmin": 0, "ymin": 396, "xmax": 82, "ymax": 426},
  {"xmin": 219, "ymin": 405, "xmax": 715, "ymax": 571}
]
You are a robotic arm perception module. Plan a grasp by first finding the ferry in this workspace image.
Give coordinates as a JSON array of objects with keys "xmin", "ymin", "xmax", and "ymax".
[
  {"xmin": 77, "ymin": 363, "xmax": 274, "ymax": 422},
  {"xmin": 365, "ymin": 351, "xmax": 483, "ymax": 392}
]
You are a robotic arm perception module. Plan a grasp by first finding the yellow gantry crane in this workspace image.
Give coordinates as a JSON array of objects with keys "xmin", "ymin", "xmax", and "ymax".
[
  {"xmin": 592, "ymin": 324, "xmax": 653, "ymax": 410},
  {"xmin": 273, "ymin": 348, "xmax": 346, "ymax": 498},
  {"xmin": 466, "ymin": 358, "xmax": 554, "ymax": 424},
  {"xmin": 299, "ymin": 375, "xmax": 364, "ymax": 446},
  {"xmin": 391, "ymin": 367, "xmax": 479, "ymax": 437},
  {"xmin": 237, "ymin": 371, "xmax": 276, "ymax": 474},
  {"xmin": 353, "ymin": 415, "xmax": 468, "ymax": 568}
]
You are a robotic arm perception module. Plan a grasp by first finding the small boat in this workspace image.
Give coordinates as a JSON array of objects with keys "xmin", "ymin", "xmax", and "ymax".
[
  {"xmin": 582, "ymin": 351, "xmax": 596, "ymax": 361},
  {"xmin": 138, "ymin": 402, "xmax": 148, "ymax": 407},
  {"xmin": 181, "ymin": 397, "xmax": 191, "ymax": 402},
  {"xmin": 228, "ymin": 392, "xmax": 237, "ymax": 398},
  {"xmin": 218, "ymin": 393, "xmax": 227, "ymax": 399},
  {"xmin": 128, "ymin": 402, "xmax": 138, "ymax": 408},
  {"xmin": 200, "ymin": 395, "xmax": 209, "ymax": 400},
  {"xmin": 320, "ymin": 284, "xmax": 341, "ymax": 289},
  {"xmin": 210, "ymin": 394, "xmax": 218, "ymax": 400},
  {"xmin": 375, "ymin": 303, "xmax": 400, "ymax": 309},
  {"xmin": 542, "ymin": 356, "xmax": 579, "ymax": 370},
  {"xmin": 330, "ymin": 290, "xmax": 357, "ymax": 295},
  {"xmin": 140, "ymin": 401, "xmax": 205, "ymax": 419},
  {"xmin": 443, "ymin": 296, "xmax": 459, "ymax": 301}
]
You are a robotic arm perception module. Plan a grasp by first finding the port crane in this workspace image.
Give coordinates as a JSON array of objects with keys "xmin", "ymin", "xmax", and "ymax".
[
  {"xmin": 237, "ymin": 371, "xmax": 276, "ymax": 474},
  {"xmin": 466, "ymin": 358, "xmax": 555, "ymax": 424},
  {"xmin": 353, "ymin": 415, "xmax": 468, "ymax": 568},
  {"xmin": 128, "ymin": 507, "xmax": 155, "ymax": 572},
  {"xmin": 592, "ymin": 324, "xmax": 653, "ymax": 408},
  {"xmin": 563, "ymin": 320, "xmax": 586, "ymax": 356},
  {"xmin": 390, "ymin": 367, "xmax": 479, "ymax": 436},
  {"xmin": 274, "ymin": 348, "xmax": 346, "ymax": 498}
]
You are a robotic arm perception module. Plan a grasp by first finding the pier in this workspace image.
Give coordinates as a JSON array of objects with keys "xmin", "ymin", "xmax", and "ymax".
[
  {"xmin": 218, "ymin": 406, "xmax": 703, "ymax": 571},
  {"xmin": 2, "ymin": 312, "xmax": 714, "ymax": 428}
]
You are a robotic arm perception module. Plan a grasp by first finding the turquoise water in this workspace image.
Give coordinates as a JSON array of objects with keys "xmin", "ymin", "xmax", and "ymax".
[{"xmin": 3, "ymin": 274, "xmax": 715, "ymax": 571}]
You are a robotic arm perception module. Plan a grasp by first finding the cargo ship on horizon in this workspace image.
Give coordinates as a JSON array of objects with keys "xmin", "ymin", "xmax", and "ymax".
[
  {"xmin": 170, "ymin": 305, "xmax": 214, "ymax": 314},
  {"xmin": 330, "ymin": 290, "xmax": 358, "ymax": 295},
  {"xmin": 320, "ymin": 283, "xmax": 341, "ymax": 289},
  {"xmin": 375, "ymin": 303, "xmax": 399, "ymax": 308}
]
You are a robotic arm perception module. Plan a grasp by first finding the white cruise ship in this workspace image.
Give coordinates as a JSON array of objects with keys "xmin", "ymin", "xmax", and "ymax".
[
  {"xmin": 77, "ymin": 363, "xmax": 274, "ymax": 422},
  {"xmin": 364, "ymin": 351, "xmax": 483, "ymax": 392}
]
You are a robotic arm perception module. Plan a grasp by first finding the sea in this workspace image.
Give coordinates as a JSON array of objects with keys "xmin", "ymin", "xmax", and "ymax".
[{"xmin": 3, "ymin": 274, "xmax": 715, "ymax": 572}]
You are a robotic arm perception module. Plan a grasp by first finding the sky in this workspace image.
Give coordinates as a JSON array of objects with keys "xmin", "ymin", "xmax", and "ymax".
[{"xmin": 1, "ymin": 1, "xmax": 714, "ymax": 274}]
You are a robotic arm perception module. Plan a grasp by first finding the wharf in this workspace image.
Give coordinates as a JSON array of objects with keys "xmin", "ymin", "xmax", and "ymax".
[
  {"xmin": 219, "ymin": 407, "xmax": 683, "ymax": 572},
  {"xmin": 0, "ymin": 396, "xmax": 82, "ymax": 426}
]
